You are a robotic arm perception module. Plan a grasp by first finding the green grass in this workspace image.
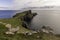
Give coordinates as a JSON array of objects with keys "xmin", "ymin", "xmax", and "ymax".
[{"xmin": 0, "ymin": 13, "xmax": 32, "ymax": 33}]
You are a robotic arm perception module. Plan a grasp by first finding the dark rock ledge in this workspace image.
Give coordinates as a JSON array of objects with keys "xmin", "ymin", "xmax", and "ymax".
[{"xmin": 21, "ymin": 10, "xmax": 37, "ymax": 29}]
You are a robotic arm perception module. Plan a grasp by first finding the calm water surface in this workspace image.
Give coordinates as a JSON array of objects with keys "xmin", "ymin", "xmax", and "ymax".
[
  {"xmin": 30, "ymin": 10, "xmax": 60, "ymax": 34},
  {"xmin": 0, "ymin": 10, "xmax": 16, "ymax": 18}
]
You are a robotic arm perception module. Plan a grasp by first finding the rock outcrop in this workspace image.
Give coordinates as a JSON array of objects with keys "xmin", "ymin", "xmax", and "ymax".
[
  {"xmin": 21, "ymin": 10, "xmax": 37, "ymax": 29},
  {"xmin": 41, "ymin": 26, "xmax": 54, "ymax": 34}
]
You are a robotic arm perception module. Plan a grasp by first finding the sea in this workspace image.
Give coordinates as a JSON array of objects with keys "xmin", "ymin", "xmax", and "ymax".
[
  {"xmin": 30, "ymin": 10, "xmax": 60, "ymax": 34},
  {"xmin": 0, "ymin": 10, "xmax": 28, "ymax": 18},
  {"xmin": 0, "ymin": 10, "xmax": 16, "ymax": 18}
]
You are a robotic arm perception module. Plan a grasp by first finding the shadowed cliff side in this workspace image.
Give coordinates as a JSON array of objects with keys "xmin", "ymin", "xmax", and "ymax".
[
  {"xmin": 13, "ymin": 10, "xmax": 37, "ymax": 29},
  {"xmin": 21, "ymin": 10, "xmax": 37, "ymax": 29}
]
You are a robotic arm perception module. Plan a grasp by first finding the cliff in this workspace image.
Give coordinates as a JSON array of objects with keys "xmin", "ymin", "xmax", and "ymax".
[
  {"xmin": 0, "ymin": 10, "xmax": 59, "ymax": 40},
  {"xmin": 13, "ymin": 10, "xmax": 37, "ymax": 29}
]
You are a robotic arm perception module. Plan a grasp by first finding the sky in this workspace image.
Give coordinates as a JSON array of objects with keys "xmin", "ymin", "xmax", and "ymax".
[
  {"xmin": 0, "ymin": 0, "xmax": 13, "ymax": 6},
  {"xmin": 13, "ymin": 0, "xmax": 60, "ymax": 10},
  {"xmin": 0, "ymin": 0, "xmax": 13, "ymax": 10},
  {"xmin": 0, "ymin": 0, "xmax": 60, "ymax": 10}
]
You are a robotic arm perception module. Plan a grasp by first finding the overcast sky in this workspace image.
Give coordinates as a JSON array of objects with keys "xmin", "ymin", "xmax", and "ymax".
[
  {"xmin": 0, "ymin": 0, "xmax": 13, "ymax": 6},
  {"xmin": 0, "ymin": 0, "xmax": 60, "ymax": 10},
  {"xmin": 0, "ymin": 0, "xmax": 13, "ymax": 9}
]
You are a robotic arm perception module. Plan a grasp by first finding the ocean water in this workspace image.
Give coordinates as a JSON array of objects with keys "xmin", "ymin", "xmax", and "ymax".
[
  {"xmin": 0, "ymin": 10, "xmax": 16, "ymax": 18},
  {"xmin": 0, "ymin": 9, "xmax": 30, "ymax": 18},
  {"xmin": 1, "ymin": 9, "xmax": 60, "ymax": 34},
  {"xmin": 30, "ymin": 10, "xmax": 60, "ymax": 34}
]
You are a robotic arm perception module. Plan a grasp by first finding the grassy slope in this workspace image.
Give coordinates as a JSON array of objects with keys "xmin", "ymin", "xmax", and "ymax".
[
  {"xmin": 0, "ymin": 13, "xmax": 32, "ymax": 33},
  {"xmin": 0, "ymin": 12, "xmax": 60, "ymax": 40}
]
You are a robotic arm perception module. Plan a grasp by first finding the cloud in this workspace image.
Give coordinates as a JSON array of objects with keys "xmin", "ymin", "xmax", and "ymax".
[
  {"xmin": 13, "ymin": 0, "xmax": 42, "ymax": 10},
  {"xmin": 13, "ymin": 0, "xmax": 31, "ymax": 10},
  {"xmin": 26, "ymin": 0, "xmax": 60, "ymax": 7},
  {"xmin": 0, "ymin": 0, "xmax": 60, "ymax": 10},
  {"xmin": 43, "ymin": 0, "xmax": 60, "ymax": 6},
  {"xmin": 13, "ymin": 0, "xmax": 60, "ymax": 10}
]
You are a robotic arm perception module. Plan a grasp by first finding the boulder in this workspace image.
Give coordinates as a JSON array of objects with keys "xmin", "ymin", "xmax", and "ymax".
[
  {"xmin": 5, "ymin": 31, "xmax": 14, "ymax": 35},
  {"xmin": 31, "ymin": 31, "xmax": 37, "ymax": 34},
  {"xmin": 23, "ymin": 31, "xmax": 32, "ymax": 35},
  {"xmin": 25, "ymin": 32, "xmax": 32, "ymax": 36},
  {"xmin": 33, "ymin": 13, "xmax": 37, "ymax": 16},
  {"xmin": 41, "ymin": 29, "xmax": 49, "ymax": 33},
  {"xmin": 37, "ymin": 36, "xmax": 40, "ymax": 39},
  {"xmin": 9, "ymin": 26, "xmax": 19, "ymax": 33},
  {"xmin": 5, "ymin": 24, "xmax": 11, "ymax": 29},
  {"xmin": 28, "ymin": 33, "xmax": 32, "ymax": 35},
  {"xmin": 41, "ymin": 26, "xmax": 54, "ymax": 34}
]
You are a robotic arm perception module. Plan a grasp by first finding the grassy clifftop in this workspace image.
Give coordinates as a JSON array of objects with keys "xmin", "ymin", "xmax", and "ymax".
[
  {"xmin": 0, "ymin": 10, "xmax": 60, "ymax": 40},
  {"xmin": 0, "ymin": 11, "xmax": 32, "ymax": 33}
]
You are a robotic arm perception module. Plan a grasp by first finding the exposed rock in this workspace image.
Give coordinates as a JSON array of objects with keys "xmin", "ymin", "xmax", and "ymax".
[
  {"xmin": 41, "ymin": 26, "xmax": 54, "ymax": 34},
  {"xmin": 41, "ymin": 29, "xmax": 49, "ymax": 33},
  {"xmin": 5, "ymin": 26, "xmax": 19, "ymax": 35},
  {"xmin": 5, "ymin": 24, "xmax": 11, "ymax": 29},
  {"xmin": 22, "ymin": 21, "xmax": 29, "ymax": 29},
  {"xmin": 12, "ymin": 10, "xmax": 37, "ymax": 29},
  {"xmin": 33, "ymin": 13, "xmax": 37, "ymax": 17},
  {"xmin": 37, "ymin": 36, "xmax": 40, "ymax": 39},
  {"xmin": 5, "ymin": 31, "xmax": 14, "ymax": 35},
  {"xmin": 37, "ymin": 30, "xmax": 40, "ymax": 33},
  {"xmin": 24, "ymin": 31, "xmax": 37, "ymax": 35},
  {"xmin": 23, "ymin": 10, "xmax": 37, "ymax": 22},
  {"xmin": 22, "ymin": 31, "xmax": 30, "ymax": 35},
  {"xmin": 23, "ymin": 31, "xmax": 29, "ymax": 35},
  {"xmin": 21, "ymin": 10, "xmax": 37, "ymax": 29},
  {"xmin": 27, "ymin": 32, "xmax": 32, "ymax": 35},
  {"xmin": 23, "ymin": 13, "xmax": 33, "ymax": 22},
  {"xmin": 9, "ymin": 26, "xmax": 19, "ymax": 33},
  {"xmin": 27, "ymin": 10, "xmax": 32, "ymax": 14},
  {"xmin": 31, "ymin": 31, "xmax": 37, "ymax": 34},
  {"xmin": 24, "ymin": 32, "xmax": 32, "ymax": 35}
]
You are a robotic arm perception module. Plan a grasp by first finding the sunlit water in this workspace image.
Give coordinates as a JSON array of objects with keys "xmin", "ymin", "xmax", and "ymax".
[{"xmin": 30, "ymin": 10, "xmax": 60, "ymax": 34}]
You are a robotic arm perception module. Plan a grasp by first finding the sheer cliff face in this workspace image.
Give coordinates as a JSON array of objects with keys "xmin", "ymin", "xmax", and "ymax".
[
  {"xmin": 22, "ymin": 10, "xmax": 37, "ymax": 22},
  {"xmin": 22, "ymin": 10, "xmax": 37, "ymax": 29}
]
